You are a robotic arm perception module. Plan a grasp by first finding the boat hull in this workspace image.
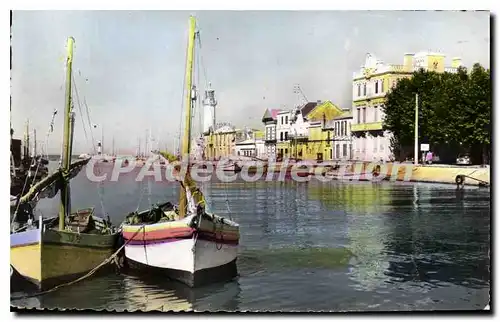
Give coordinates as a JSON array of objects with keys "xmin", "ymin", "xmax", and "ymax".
[
  {"xmin": 10, "ymin": 228, "xmax": 119, "ymax": 291},
  {"xmin": 122, "ymin": 214, "xmax": 239, "ymax": 287},
  {"xmin": 125, "ymin": 239, "xmax": 238, "ymax": 287}
]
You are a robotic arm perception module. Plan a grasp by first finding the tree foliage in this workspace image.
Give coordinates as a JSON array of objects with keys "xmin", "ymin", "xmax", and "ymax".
[{"xmin": 382, "ymin": 64, "xmax": 491, "ymax": 164}]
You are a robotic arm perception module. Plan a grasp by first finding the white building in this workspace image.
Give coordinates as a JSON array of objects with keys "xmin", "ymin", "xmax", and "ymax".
[
  {"xmin": 325, "ymin": 113, "xmax": 353, "ymax": 160},
  {"xmin": 234, "ymin": 129, "xmax": 266, "ymax": 159},
  {"xmin": 261, "ymin": 109, "xmax": 280, "ymax": 159}
]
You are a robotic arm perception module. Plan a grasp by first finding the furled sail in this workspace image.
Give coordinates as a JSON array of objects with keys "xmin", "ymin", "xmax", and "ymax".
[{"xmin": 17, "ymin": 158, "xmax": 91, "ymax": 205}]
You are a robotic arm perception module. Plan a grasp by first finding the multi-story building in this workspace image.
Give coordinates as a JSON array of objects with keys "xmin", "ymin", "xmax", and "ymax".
[
  {"xmin": 289, "ymin": 100, "xmax": 344, "ymax": 161},
  {"xmin": 261, "ymin": 109, "xmax": 280, "ymax": 159},
  {"xmin": 204, "ymin": 124, "xmax": 236, "ymax": 160},
  {"xmin": 324, "ymin": 112, "xmax": 353, "ymax": 160},
  {"xmin": 351, "ymin": 52, "xmax": 463, "ymax": 161},
  {"xmin": 276, "ymin": 110, "xmax": 293, "ymax": 159}
]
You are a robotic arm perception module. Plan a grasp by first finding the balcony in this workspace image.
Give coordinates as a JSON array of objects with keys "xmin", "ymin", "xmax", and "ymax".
[
  {"xmin": 351, "ymin": 121, "xmax": 383, "ymax": 132},
  {"xmin": 288, "ymin": 133, "xmax": 308, "ymax": 141},
  {"xmin": 353, "ymin": 90, "xmax": 387, "ymax": 102}
]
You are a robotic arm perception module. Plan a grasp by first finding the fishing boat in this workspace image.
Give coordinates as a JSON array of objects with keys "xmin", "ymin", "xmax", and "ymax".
[
  {"xmin": 10, "ymin": 37, "xmax": 120, "ymax": 291},
  {"xmin": 120, "ymin": 16, "xmax": 240, "ymax": 288}
]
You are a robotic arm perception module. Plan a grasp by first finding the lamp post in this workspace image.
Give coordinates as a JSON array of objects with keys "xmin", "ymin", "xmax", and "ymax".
[{"xmin": 414, "ymin": 93, "xmax": 419, "ymax": 165}]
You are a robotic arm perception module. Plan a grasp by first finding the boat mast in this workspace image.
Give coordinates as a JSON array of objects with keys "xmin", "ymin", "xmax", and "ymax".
[
  {"xmin": 59, "ymin": 36, "xmax": 75, "ymax": 231},
  {"xmin": 33, "ymin": 129, "xmax": 37, "ymax": 157},
  {"xmin": 178, "ymin": 16, "xmax": 197, "ymax": 219}
]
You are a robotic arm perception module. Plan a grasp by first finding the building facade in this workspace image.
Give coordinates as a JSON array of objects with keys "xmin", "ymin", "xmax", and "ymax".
[
  {"xmin": 351, "ymin": 52, "xmax": 462, "ymax": 161},
  {"xmin": 261, "ymin": 109, "xmax": 280, "ymax": 159},
  {"xmin": 289, "ymin": 100, "xmax": 344, "ymax": 161},
  {"xmin": 204, "ymin": 124, "xmax": 236, "ymax": 160},
  {"xmin": 234, "ymin": 130, "xmax": 265, "ymax": 159},
  {"xmin": 324, "ymin": 112, "xmax": 353, "ymax": 160},
  {"xmin": 276, "ymin": 110, "xmax": 293, "ymax": 159}
]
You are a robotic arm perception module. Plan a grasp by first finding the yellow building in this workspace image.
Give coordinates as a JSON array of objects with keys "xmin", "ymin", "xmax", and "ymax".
[
  {"xmin": 351, "ymin": 52, "xmax": 463, "ymax": 161},
  {"xmin": 204, "ymin": 126, "xmax": 265, "ymax": 160},
  {"xmin": 203, "ymin": 124, "xmax": 236, "ymax": 160},
  {"xmin": 288, "ymin": 100, "xmax": 344, "ymax": 161}
]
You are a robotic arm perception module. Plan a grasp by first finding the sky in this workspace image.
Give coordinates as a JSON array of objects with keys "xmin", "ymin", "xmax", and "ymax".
[{"xmin": 10, "ymin": 10, "xmax": 490, "ymax": 155}]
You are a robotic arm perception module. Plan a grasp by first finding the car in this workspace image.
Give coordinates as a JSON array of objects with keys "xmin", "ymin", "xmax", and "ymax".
[{"xmin": 456, "ymin": 154, "xmax": 471, "ymax": 165}]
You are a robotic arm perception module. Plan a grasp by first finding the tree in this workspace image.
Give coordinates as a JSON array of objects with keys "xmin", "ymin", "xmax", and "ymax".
[{"xmin": 382, "ymin": 64, "xmax": 491, "ymax": 164}]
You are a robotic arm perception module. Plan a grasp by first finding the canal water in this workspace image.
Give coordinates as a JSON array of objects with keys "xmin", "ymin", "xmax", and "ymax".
[{"xmin": 11, "ymin": 164, "xmax": 490, "ymax": 311}]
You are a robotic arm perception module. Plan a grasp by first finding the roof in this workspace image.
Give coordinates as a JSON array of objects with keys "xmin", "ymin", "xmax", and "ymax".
[
  {"xmin": 300, "ymin": 102, "xmax": 318, "ymax": 117},
  {"xmin": 235, "ymin": 139, "xmax": 256, "ymax": 146},
  {"xmin": 333, "ymin": 112, "xmax": 353, "ymax": 120},
  {"xmin": 262, "ymin": 108, "xmax": 282, "ymax": 121},
  {"xmin": 214, "ymin": 125, "xmax": 235, "ymax": 133}
]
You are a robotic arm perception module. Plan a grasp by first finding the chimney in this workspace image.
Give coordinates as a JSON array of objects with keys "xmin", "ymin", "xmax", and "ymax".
[
  {"xmin": 451, "ymin": 57, "xmax": 462, "ymax": 68},
  {"xmin": 403, "ymin": 53, "xmax": 414, "ymax": 72}
]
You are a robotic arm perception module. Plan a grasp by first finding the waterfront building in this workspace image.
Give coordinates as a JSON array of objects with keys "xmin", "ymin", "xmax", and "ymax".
[
  {"xmin": 261, "ymin": 109, "xmax": 281, "ymax": 159},
  {"xmin": 204, "ymin": 124, "xmax": 236, "ymax": 160},
  {"xmin": 351, "ymin": 52, "xmax": 463, "ymax": 161},
  {"xmin": 276, "ymin": 110, "xmax": 293, "ymax": 159},
  {"xmin": 324, "ymin": 112, "xmax": 353, "ymax": 161},
  {"xmin": 234, "ymin": 130, "xmax": 265, "ymax": 159},
  {"xmin": 289, "ymin": 100, "xmax": 344, "ymax": 161}
]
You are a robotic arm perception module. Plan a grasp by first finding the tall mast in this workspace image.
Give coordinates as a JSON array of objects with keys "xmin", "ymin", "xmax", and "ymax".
[
  {"xmin": 178, "ymin": 16, "xmax": 197, "ymax": 219},
  {"xmin": 33, "ymin": 129, "xmax": 37, "ymax": 157},
  {"xmin": 24, "ymin": 120, "xmax": 30, "ymax": 159},
  {"xmin": 59, "ymin": 36, "xmax": 75, "ymax": 231}
]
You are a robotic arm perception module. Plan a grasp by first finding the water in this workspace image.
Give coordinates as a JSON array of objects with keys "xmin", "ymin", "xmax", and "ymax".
[{"xmin": 11, "ymin": 164, "xmax": 490, "ymax": 311}]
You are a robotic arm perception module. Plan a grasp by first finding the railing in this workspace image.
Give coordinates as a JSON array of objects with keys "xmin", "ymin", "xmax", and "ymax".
[
  {"xmin": 351, "ymin": 122, "xmax": 383, "ymax": 132},
  {"xmin": 353, "ymin": 64, "xmax": 409, "ymax": 79}
]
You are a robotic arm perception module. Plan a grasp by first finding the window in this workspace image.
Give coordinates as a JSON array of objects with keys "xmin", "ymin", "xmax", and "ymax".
[
  {"xmin": 375, "ymin": 81, "xmax": 379, "ymax": 94},
  {"xmin": 341, "ymin": 122, "xmax": 344, "ymax": 136},
  {"xmin": 285, "ymin": 116, "xmax": 288, "ymax": 124},
  {"xmin": 349, "ymin": 144, "xmax": 352, "ymax": 159},
  {"xmin": 363, "ymin": 83, "xmax": 367, "ymax": 96},
  {"xmin": 285, "ymin": 148, "xmax": 288, "ymax": 156},
  {"xmin": 362, "ymin": 107, "xmax": 366, "ymax": 123},
  {"xmin": 280, "ymin": 132, "xmax": 283, "ymax": 141},
  {"xmin": 381, "ymin": 80, "xmax": 384, "ymax": 93},
  {"xmin": 343, "ymin": 144, "xmax": 347, "ymax": 157},
  {"xmin": 336, "ymin": 144, "xmax": 340, "ymax": 159},
  {"xmin": 357, "ymin": 108, "xmax": 361, "ymax": 124},
  {"xmin": 357, "ymin": 84, "xmax": 361, "ymax": 96},
  {"xmin": 374, "ymin": 105, "xmax": 378, "ymax": 122},
  {"xmin": 284, "ymin": 132, "xmax": 288, "ymax": 141},
  {"xmin": 343, "ymin": 121, "xmax": 347, "ymax": 135}
]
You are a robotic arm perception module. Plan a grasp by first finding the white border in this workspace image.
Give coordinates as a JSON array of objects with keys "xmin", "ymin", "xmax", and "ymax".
[{"xmin": 4, "ymin": 0, "xmax": 496, "ymax": 319}]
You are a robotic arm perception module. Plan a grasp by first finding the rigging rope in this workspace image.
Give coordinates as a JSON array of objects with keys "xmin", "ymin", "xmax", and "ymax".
[
  {"xmin": 11, "ymin": 110, "xmax": 59, "ymax": 230},
  {"xmin": 72, "ymin": 70, "xmax": 107, "ymax": 217}
]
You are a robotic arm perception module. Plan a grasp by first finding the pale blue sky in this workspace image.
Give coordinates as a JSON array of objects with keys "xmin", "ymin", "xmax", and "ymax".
[{"xmin": 11, "ymin": 10, "xmax": 490, "ymax": 154}]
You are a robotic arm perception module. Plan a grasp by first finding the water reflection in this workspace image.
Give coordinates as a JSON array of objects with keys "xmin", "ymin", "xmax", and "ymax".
[
  {"xmin": 383, "ymin": 183, "xmax": 490, "ymax": 291},
  {"xmin": 123, "ymin": 274, "xmax": 241, "ymax": 312},
  {"xmin": 11, "ymin": 172, "xmax": 490, "ymax": 311}
]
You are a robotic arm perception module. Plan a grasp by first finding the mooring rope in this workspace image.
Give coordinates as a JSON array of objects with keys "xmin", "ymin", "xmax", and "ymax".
[{"xmin": 10, "ymin": 224, "xmax": 145, "ymax": 301}]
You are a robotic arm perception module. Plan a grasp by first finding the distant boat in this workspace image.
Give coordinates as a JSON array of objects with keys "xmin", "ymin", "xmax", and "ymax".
[{"xmin": 120, "ymin": 17, "xmax": 239, "ymax": 287}]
